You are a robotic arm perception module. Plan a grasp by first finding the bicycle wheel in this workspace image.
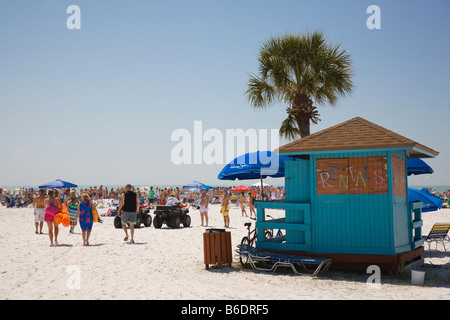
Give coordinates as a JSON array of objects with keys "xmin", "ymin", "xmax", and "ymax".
[
  {"xmin": 239, "ymin": 237, "xmax": 251, "ymax": 266},
  {"xmin": 264, "ymin": 230, "xmax": 273, "ymax": 240}
]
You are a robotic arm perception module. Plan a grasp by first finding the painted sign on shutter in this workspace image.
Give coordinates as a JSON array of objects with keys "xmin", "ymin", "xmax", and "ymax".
[{"xmin": 316, "ymin": 156, "xmax": 388, "ymax": 195}]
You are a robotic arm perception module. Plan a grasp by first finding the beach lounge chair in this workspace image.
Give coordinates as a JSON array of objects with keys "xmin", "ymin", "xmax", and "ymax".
[
  {"xmin": 236, "ymin": 244, "xmax": 332, "ymax": 276},
  {"xmin": 423, "ymin": 223, "xmax": 450, "ymax": 251}
]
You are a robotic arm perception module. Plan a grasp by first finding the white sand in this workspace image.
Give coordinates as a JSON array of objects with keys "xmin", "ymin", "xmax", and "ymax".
[{"xmin": 0, "ymin": 203, "xmax": 449, "ymax": 300}]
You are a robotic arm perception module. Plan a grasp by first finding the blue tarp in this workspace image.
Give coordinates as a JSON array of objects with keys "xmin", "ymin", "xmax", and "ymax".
[
  {"xmin": 38, "ymin": 179, "xmax": 77, "ymax": 189},
  {"xmin": 218, "ymin": 151, "xmax": 298, "ymax": 181},
  {"xmin": 408, "ymin": 188, "xmax": 442, "ymax": 212}
]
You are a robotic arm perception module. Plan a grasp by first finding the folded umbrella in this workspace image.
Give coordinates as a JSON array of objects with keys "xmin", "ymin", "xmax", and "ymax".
[
  {"xmin": 408, "ymin": 188, "xmax": 442, "ymax": 212},
  {"xmin": 406, "ymin": 159, "xmax": 434, "ymax": 176}
]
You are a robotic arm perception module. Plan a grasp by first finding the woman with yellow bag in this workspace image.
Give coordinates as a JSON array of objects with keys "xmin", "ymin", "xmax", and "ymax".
[{"xmin": 74, "ymin": 193, "xmax": 98, "ymax": 246}]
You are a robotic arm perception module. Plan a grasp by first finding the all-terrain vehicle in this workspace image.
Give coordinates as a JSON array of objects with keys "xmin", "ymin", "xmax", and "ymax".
[
  {"xmin": 114, "ymin": 204, "xmax": 152, "ymax": 229},
  {"xmin": 153, "ymin": 204, "xmax": 191, "ymax": 229}
]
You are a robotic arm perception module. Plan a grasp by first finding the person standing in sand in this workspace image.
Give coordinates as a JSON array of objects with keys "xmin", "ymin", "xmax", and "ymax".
[
  {"xmin": 239, "ymin": 192, "xmax": 248, "ymax": 217},
  {"xmin": 117, "ymin": 184, "xmax": 140, "ymax": 243},
  {"xmin": 148, "ymin": 186, "xmax": 155, "ymax": 207},
  {"xmin": 221, "ymin": 190, "xmax": 230, "ymax": 228},
  {"xmin": 65, "ymin": 190, "xmax": 79, "ymax": 234},
  {"xmin": 44, "ymin": 189, "xmax": 61, "ymax": 246},
  {"xmin": 160, "ymin": 188, "xmax": 167, "ymax": 205},
  {"xmin": 74, "ymin": 193, "xmax": 95, "ymax": 246},
  {"xmin": 199, "ymin": 188, "xmax": 209, "ymax": 227},
  {"xmin": 33, "ymin": 189, "xmax": 46, "ymax": 234},
  {"xmin": 248, "ymin": 194, "xmax": 256, "ymax": 218}
]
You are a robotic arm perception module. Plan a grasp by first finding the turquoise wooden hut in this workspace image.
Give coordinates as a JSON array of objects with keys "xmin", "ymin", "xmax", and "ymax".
[{"xmin": 255, "ymin": 117, "xmax": 439, "ymax": 272}]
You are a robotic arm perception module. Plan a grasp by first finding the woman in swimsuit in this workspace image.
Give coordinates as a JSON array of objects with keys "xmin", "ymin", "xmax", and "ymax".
[
  {"xmin": 239, "ymin": 192, "xmax": 248, "ymax": 217},
  {"xmin": 249, "ymin": 194, "xmax": 256, "ymax": 217},
  {"xmin": 199, "ymin": 188, "xmax": 209, "ymax": 227},
  {"xmin": 44, "ymin": 189, "xmax": 61, "ymax": 246}
]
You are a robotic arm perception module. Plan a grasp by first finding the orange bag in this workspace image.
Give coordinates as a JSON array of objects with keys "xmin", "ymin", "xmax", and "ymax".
[
  {"xmin": 91, "ymin": 201, "xmax": 99, "ymax": 223},
  {"xmin": 92, "ymin": 208, "xmax": 99, "ymax": 223}
]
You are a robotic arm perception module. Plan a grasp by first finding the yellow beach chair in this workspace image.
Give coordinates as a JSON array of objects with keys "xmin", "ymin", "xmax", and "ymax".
[{"xmin": 424, "ymin": 223, "xmax": 450, "ymax": 251}]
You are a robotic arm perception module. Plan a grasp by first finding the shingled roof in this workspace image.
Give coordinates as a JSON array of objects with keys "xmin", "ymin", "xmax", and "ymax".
[{"xmin": 278, "ymin": 117, "xmax": 439, "ymax": 158}]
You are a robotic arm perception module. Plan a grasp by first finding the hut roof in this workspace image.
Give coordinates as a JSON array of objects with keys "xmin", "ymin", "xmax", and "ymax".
[{"xmin": 278, "ymin": 117, "xmax": 439, "ymax": 158}]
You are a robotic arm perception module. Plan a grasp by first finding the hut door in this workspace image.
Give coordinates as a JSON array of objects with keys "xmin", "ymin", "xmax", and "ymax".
[{"xmin": 285, "ymin": 160, "xmax": 310, "ymax": 203}]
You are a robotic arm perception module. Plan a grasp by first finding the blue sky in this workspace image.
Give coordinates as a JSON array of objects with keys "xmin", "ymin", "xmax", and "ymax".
[{"xmin": 0, "ymin": 0, "xmax": 449, "ymax": 187}]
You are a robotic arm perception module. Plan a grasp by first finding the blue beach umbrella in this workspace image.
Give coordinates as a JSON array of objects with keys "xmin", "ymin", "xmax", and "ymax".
[
  {"xmin": 217, "ymin": 151, "xmax": 298, "ymax": 181},
  {"xmin": 408, "ymin": 188, "xmax": 442, "ymax": 212},
  {"xmin": 218, "ymin": 151, "xmax": 298, "ymax": 196},
  {"xmin": 38, "ymin": 179, "xmax": 78, "ymax": 189},
  {"xmin": 406, "ymin": 159, "xmax": 434, "ymax": 176},
  {"xmin": 193, "ymin": 186, "xmax": 215, "ymax": 193},
  {"xmin": 182, "ymin": 181, "xmax": 205, "ymax": 188}
]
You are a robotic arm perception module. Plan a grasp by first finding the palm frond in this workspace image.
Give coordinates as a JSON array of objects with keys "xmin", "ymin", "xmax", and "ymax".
[
  {"xmin": 279, "ymin": 114, "xmax": 300, "ymax": 140},
  {"xmin": 245, "ymin": 75, "xmax": 277, "ymax": 109},
  {"xmin": 246, "ymin": 30, "xmax": 354, "ymax": 137}
]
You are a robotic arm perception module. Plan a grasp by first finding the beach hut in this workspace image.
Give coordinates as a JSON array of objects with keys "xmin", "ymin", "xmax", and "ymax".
[{"xmin": 255, "ymin": 117, "xmax": 439, "ymax": 273}]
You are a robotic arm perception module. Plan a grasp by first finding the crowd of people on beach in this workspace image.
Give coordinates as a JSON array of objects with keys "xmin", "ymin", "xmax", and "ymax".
[
  {"xmin": 0, "ymin": 184, "xmax": 286, "ymax": 246},
  {"xmin": 5, "ymin": 183, "xmax": 447, "ymax": 247},
  {"xmin": 426, "ymin": 188, "xmax": 450, "ymax": 201},
  {"xmin": 0, "ymin": 185, "xmax": 285, "ymax": 208}
]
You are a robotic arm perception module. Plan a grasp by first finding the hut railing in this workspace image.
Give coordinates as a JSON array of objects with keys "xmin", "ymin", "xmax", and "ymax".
[
  {"xmin": 409, "ymin": 201, "xmax": 424, "ymax": 250},
  {"xmin": 255, "ymin": 200, "xmax": 311, "ymax": 252}
]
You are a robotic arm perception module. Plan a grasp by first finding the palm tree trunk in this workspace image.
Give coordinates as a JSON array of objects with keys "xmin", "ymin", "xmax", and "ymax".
[
  {"xmin": 296, "ymin": 116, "xmax": 311, "ymax": 137},
  {"xmin": 287, "ymin": 93, "xmax": 318, "ymax": 138}
]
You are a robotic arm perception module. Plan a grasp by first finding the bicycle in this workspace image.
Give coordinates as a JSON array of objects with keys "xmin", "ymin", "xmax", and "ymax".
[
  {"xmin": 240, "ymin": 217, "xmax": 272, "ymax": 265},
  {"xmin": 264, "ymin": 215, "xmax": 284, "ymax": 240}
]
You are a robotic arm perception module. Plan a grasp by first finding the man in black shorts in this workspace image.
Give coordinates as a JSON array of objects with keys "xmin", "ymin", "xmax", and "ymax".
[{"xmin": 118, "ymin": 184, "xmax": 140, "ymax": 243}]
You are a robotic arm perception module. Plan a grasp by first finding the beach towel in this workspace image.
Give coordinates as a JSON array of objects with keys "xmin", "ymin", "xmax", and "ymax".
[
  {"xmin": 54, "ymin": 214, "xmax": 63, "ymax": 224},
  {"xmin": 44, "ymin": 204, "xmax": 60, "ymax": 222},
  {"xmin": 68, "ymin": 204, "xmax": 78, "ymax": 220},
  {"xmin": 61, "ymin": 203, "xmax": 69, "ymax": 216},
  {"xmin": 54, "ymin": 213, "xmax": 70, "ymax": 227},
  {"xmin": 56, "ymin": 198, "xmax": 63, "ymax": 211}
]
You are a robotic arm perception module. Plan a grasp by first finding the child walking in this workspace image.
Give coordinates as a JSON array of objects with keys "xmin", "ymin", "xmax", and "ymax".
[{"xmin": 221, "ymin": 191, "xmax": 230, "ymax": 228}]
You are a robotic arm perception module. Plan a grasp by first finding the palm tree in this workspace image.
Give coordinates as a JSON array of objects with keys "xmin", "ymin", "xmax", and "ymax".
[{"xmin": 245, "ymin": 31, "xmax": 354, "ymax": 139}]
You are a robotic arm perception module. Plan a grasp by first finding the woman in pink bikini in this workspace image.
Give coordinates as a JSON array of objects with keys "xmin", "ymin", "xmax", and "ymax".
[{"xmin": 44, "ymin": 189, "xmax": 61, "ymax": 246}]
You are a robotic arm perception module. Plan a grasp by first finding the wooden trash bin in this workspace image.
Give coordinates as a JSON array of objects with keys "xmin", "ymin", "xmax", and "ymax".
[{"xmin": 203, "ymin": 228, "xmax": 232, "ymax": 269}]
